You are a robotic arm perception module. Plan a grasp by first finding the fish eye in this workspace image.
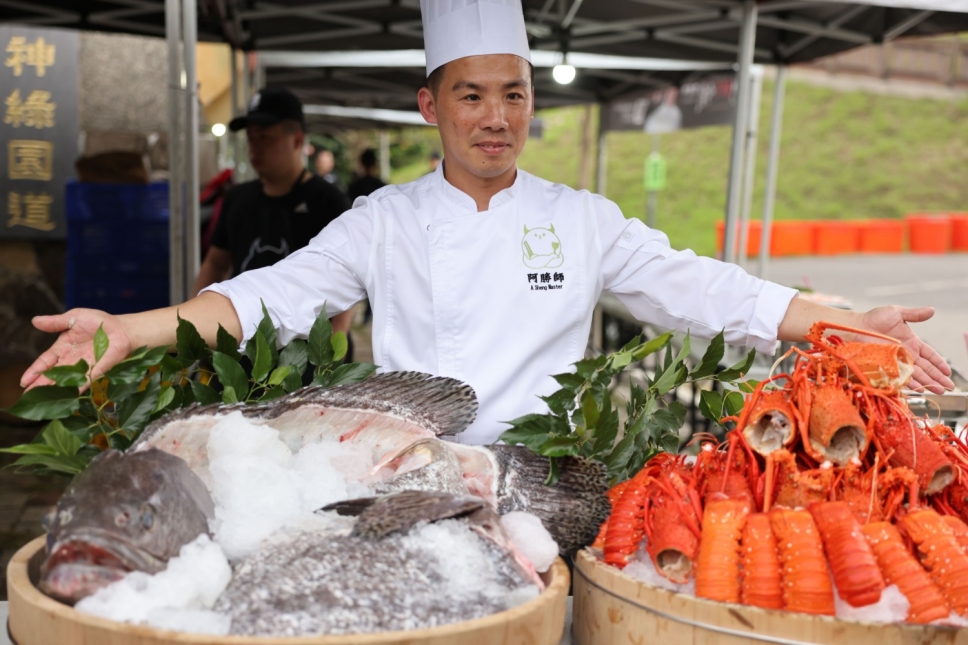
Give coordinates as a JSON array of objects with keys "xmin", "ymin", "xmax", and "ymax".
[
  {"xmin": 141, "ymin": 507, "xmax": 154, "ymax": 530},
  {"xmin": 115, "ymin": 512, "xmax": 130, "ymax": 527}
]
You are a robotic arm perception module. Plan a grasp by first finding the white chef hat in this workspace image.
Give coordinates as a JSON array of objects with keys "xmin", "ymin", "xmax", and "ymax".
[{"xmin": 421, "ymin": 0, "xmax": 532, "ymax": 77}]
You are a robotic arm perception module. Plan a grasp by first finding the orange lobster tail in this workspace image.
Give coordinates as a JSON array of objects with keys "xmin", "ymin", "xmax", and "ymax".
[
  {"xmin": 769, "ymin": 507, "xmax": 836, "ymax": 616},
  {"xmin": 942, "ymin": 515, "xmax": 968, "ymax": 554},
  {"xmin": 602, "ymin": 469, "xmax": 651, "ymax": 568},
  {"xmin": 644, "ymin": 472, "xmax": 702, "ymax": 584},
  {"xmin": 742, "ymin": 390, "xmax": 797, "ymax": 456},
  {"xmin": 592, "ymin": 480, "xmax": 633, "ymax": 549},
  {"xmin": 862, "ymin": 521, "xmax": 950, "ymax": 624},
  {"xmin": 901, "ymin": 509, "xmax": 968, "ymax": 615},
  {"xmin": 806, "ymin": 385, "xmax": 868, "ymax": 466},
  {"xmin": 875, "ymin": 414, "xmax": 954, "ymax": 496},
  {"xmin": 740, "ymin": 513, "xmax": 784, "ymax": 610},
  {"xmin": 808, "ymin": 501, "xmax": 885, "ymax": 607},
  {"xmin": 695, "ymin": 498, "xmax": 749, "ymax": 604}
]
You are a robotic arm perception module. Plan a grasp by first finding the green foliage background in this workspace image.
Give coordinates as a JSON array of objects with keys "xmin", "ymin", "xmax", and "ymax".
[{"xmin": 392, "ymin": 80, "xmax": 968, "ymax": 257}]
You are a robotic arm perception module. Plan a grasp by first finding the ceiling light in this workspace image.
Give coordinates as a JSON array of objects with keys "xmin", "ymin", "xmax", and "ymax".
[
  {"xmin": 211, "ymin": 123, "xmax": 227, "ymax": 137},
  {"xmin": 553, "ymin": 63, "xmax": 576, "ymax": 85}
]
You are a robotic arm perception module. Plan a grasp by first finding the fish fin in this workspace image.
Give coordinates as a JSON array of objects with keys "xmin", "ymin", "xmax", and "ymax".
[
  {"xmin": 318, "ymin": 497, "xmax": 378, "ymax": 517},
  {"xmin": 282, "ymin": 371, "xmax": 478, "ymax": 436},
  {"xmin": 350, "ymin": 490, "xmax": 485, "ymax": 540},
  {"xmin": 491, "ymin": 445, "xmax": 611, "ymax": 555}
]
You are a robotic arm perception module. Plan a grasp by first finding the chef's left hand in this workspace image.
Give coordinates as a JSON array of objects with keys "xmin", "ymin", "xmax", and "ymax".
[{"xmin": 858, "ymin": 305, "xmax": 954, "ymax": 394}]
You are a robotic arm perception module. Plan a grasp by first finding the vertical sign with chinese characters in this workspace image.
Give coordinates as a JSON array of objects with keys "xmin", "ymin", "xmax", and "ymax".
[{"xmin": 0, "ymin": 25, "xmax": 78, "ymax": 239}]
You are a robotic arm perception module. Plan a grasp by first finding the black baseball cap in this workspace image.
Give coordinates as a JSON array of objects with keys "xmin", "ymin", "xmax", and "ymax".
[{"xmin": 229, "ymin": 87, "xmax": 304, "ymax": 132}]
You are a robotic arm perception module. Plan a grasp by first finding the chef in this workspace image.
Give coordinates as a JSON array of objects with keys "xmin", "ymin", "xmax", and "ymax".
[{"xmin": 21, "ymin": 0, "xmax": 953, "ymax": 443}]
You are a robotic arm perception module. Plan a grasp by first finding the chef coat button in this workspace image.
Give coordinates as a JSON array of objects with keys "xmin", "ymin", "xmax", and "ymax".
[
  {"xmin": 622, "ymin": 231, "xmax": 632, "ymax": 240},
  {"xmin": 427, "ymin": 224, "xmax": 431, "ymax": 231}
]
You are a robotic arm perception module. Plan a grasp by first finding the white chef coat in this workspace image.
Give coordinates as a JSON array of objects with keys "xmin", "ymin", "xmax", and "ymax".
[{"xmin": 204, "ymin": 164, "xmax": 798, "ymax": 444}]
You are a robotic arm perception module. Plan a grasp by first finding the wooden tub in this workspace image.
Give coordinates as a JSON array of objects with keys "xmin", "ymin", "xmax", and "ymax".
[
  {"xmin": 572, "ymin": 549, "xmax": 968, "ymax": 645},
  {"xmin": 7, "ymin": 536, "xmax": 568, "ymax": 645}
]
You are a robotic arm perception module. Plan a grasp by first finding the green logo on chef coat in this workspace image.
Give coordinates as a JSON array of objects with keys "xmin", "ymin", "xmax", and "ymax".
[{"xmin": 522, "ymin": 224, "xmax": 564, "ymax": 269}]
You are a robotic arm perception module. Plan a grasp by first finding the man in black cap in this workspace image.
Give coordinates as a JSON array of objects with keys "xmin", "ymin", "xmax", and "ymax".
[{"xmin": 193, "ymin": 87, "xmax": 354, "ymax": 356}]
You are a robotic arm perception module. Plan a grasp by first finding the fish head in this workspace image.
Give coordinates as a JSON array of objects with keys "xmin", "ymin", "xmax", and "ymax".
[{"xmin": 41, "ymin": 448, "xmax": 214, "ymax": 604}]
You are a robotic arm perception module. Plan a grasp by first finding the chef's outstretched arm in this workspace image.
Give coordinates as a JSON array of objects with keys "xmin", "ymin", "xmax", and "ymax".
[
  {"xmin": 20, "ymin": 292, "xmax": 241, "ymax": 390},
  {"xmin": 777, "ymin": 297, "xmax": 954, "ymax": 394}
]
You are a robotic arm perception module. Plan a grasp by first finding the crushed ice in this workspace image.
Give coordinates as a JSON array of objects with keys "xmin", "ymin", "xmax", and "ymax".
[
  {"xmin": 75, "ymin": 411, "xmax": 545, "ymax": 634},
  {"xmin": 833, "ymin": 584, "xmax": 910, "ymax": 624},
  {"xmin": 622, "ymin": 543, "xmax": 696, "ymax": 595}
]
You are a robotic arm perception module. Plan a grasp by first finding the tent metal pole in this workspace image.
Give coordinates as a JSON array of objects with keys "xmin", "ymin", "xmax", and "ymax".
[
  {"xmin": 183, "ymin": 0, "xmax": 200, "ymax": 298},
  {"xmin": 379, "ymin": 129, "xmax": 391, "ymax": 182},
  {"xmin": 759, "ymin": 64, "xmax": 787, "ymax": 280},
  {"xmin": 722, "ymin": 0, "xmax": 758, "ymax": 265},
  {"xmin": 737, "ymin": 67, "xmax": 763, "ymax": 266},
  {"xmin": 166, "ymin": 0, "xmax": 184, "ymax": 306},
  {"xmin": 596, "ymin": 116, "xmax": 607, "ymax": 196},
  {"xmin": 230, "ymin": 48, "xmax": 244, "ymax": 173}
]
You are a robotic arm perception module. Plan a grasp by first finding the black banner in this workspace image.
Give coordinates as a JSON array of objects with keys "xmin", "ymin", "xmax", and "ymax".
[
  {"xmin": 601, "ymin": 72, "xmax": 737, "ymax": 133},
  {"xmin": 0, "ymin": 25, "xmax": 79, "ymax": 240}
]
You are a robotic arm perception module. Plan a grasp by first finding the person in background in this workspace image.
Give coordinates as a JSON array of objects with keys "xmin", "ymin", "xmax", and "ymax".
[
  {"xmin": 428, "ymin": 150, "xmax": 441, "ymax": 172},
  {"xmin": 192, "ymin": 86, "xmax": 355, "ymax": 361},
  {"xmin": 314, "ymin": 147, "xmax": 347, "ymax": 194},
  {"xmin": 348, "ymin": 148, "xmax": 386, "ymax": 202}
]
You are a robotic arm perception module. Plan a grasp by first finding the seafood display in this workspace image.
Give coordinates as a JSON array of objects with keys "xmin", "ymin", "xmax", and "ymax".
[
  {"xmin": 594, "ymin": 322, "xmax": 968, "ymax": 624},
  {"xmin": 37, "ymin": 371, "xmax": 608, "ymax": 636}
]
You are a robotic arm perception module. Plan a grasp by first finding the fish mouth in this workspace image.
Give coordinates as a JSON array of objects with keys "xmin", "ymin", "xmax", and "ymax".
[{"xmin": 41, "ymin": 530, "xmax": 164, "ymax": 603}]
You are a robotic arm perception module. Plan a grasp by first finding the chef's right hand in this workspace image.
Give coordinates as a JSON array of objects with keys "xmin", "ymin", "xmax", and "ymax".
[{"xmin": 21, "ymin": 308, "xmax": 134, "ymax": 390}]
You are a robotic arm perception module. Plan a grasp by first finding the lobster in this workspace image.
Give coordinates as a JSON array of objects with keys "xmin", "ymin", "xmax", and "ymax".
[
  {"xmin": 693, "ymin": 432, "xmax": 757, "ymax": 506},
  {"xmin": 901, "ymin": 508, "xmax": 968, "ymax": 615},
  {"xmin": 769, "ymin": 507, "xmax": 836, "ymax": 616},
  {"xmin": 695, "ymin": 496, "xmax": 749, "ymax": 604},
  {"xmin": 808, "ymin": 501, "xmax": 885, "ymax": 607},
  {"xmin": 733, "ymin": 378, "xmax": 798, "ymax": 457},
  {"xmin": 861, "ymin": 521, "xmax": 950, "ymax": 624},
  {"xmin": 740, "ymin": 513, "xmax": 784, "ymax": 610},
  {"xmin": 763, "ymin": 449, "xmax": 835, "ymax": 511}
]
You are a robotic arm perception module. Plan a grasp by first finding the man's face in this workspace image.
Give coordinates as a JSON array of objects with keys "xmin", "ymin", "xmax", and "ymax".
[
  {"xmin": 418, "ymin": 55, "xmax": 533, "ymax": 182},
  {"xmin": 316, "ymin": 150, "xmax": 335, "ymax": 174},
  {"xmin": 246, "ymin": 123, "xmax": 298, "ymax": 177}
]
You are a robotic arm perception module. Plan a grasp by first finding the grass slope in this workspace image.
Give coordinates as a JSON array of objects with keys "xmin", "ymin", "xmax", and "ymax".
[{"xmin": 391, "ymin": 80, "xmax": 968, "ymax": 257}]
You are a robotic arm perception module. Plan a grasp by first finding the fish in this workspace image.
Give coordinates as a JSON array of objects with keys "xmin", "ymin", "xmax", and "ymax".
[
  {"xmin": 134, "ymin": 371, "xmax": 610, "ymax": 556},
  {"xmin": 40, "ymin": 448, "xmax": 214, "ymax": 604},
  {"xmin": 216, "ymin": 490, "xmax": 542, "ymax": 637}
]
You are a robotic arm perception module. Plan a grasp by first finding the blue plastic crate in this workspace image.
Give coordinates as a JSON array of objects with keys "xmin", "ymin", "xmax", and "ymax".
[{"xmin": 65, "ymin": 182, "xmax": 170, "ymax": 313}]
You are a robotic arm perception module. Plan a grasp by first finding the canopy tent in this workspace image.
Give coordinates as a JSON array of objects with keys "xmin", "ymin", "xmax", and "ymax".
[{"xmin": 5, "ymin": 0, "xmax": 968, "ymax": 302}]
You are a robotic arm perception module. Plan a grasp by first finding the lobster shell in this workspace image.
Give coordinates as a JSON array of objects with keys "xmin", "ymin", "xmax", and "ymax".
[
  {"xmin": 874, "ymin": 415, "xmax": 954, "ymax": 496},
  {"xmin": 809, "ymin": 501, "xmax": 885, "ymax": 607},
  {"xmin": 695, "ymin": 498, "xmax": 749, "ymax": 604},
  {"xmin": 837, "ymin": 341, "xmax": 914, "ymax": 390},
  {"xmin": 902, "ymin": 508, "xmax": 968, "ymax": 615},
  {"xmin": 740, "ymin": 513, "xmax": 784, "ymax": 610},
  {"xmin": 742, "ymin": 390, "xmax": 797, "ymax": 456},
  {"xmin": 806, "ymin": 385, "xmax": 868, "ymax": 466},
  {"xmin": 769, "ymin": 507, "xmax": 836, "ymax": 616}
]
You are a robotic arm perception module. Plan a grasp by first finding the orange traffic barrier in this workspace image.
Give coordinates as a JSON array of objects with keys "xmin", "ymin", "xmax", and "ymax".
[
  {"xmin": 951, "ymin": 213, "xmax": 968, "ymax": 252},
  {"xmin": 716, "ymin": 220, "xmax": 763, "ymax": 257},
  {"xmin": 858, "ymin": 220, "xmax": 905, "ymax": 254},
  {"xmin": 771, "ymin": 221, "xmax": 816, "ymax": 256},
  {"xmin": 906, "ymin": 214, "xmax": 951, "ymax": 254},
  {"xmin": 814, "ymin": 221, "xmax": 860, "ymax": 256}
]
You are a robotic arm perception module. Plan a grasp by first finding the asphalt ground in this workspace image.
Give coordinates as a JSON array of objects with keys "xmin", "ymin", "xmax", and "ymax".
[{"xmin": 758, "ymin": 254, "xmax": 968, "ymax": 380}]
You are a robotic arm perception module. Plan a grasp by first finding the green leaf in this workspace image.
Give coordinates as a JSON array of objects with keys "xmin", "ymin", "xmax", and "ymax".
[
  {"xmin": 251, "ymin": 331, "xmax": 273, "ymax": 383},
  {"xmin": 259, "ymin": 386, "xmax": 288, "ymax": 401},
  {"xmin": 307, "ymin": 303, "xmax": 335, "ymax": 367},
  {"xmin": 551, "ymin": 372, "xmax": 584, "ymax": 391},
  {"xmin": 42, "ymin": 419, "xmax": 83, "ymax": 456},
  {"xmin": 574, "ymin": 356, "xmax": 606, "ymax": 379},
  {"xmin": 9, "ymin": 453, "xmax": 88, "ymax": 476},
  {"xmin": 690, "ymin": 331, "xmax": 726, "ymax": 379},
  {"xmin": 653, "ymin": 362, "xmax": 687, "ymax": 396},
  {"xmin": 216, "ymin": 324, "xmax": 242, "ymax": 362},
  {"xmin": 724, "ymin": 391, "xmax": 746, "ymax": 418},
  {"xmin": 331, "ymin": 332, "xmax": 348, "ymax": 362},
  {"xmin": 0, "ymin": 443, "xmax": 58, "ymax": 456},
  {"xmin": 544, "ymin": 457, "xmax": 561, "ymax": 486},
  {"xmin": 605, "ymin": 431, "xmax": 639, "ymax": 480},
  {"xmin": 106, "ymin": 380, "xmax": 141, "ymax": 403},
  {"xmin": 117, "ymin": 373, "xmax": 160, "ymax": 434},
  {"xmin": 314, "ymin": 362, "xmax": 377, "ymax": 389},
  {"xmin": 256, "ymin": 302, "xmax": 279, "ymax": 359},
  {"xmin": 153, "ymin": 386, "xmax": 176, "ymax": 413},
  {"xmin": 539, "ymin": 389, "xmax": 576, "ymax": 416},
  {"xmin": 717, "ymin": 349, "xmax": 757, "ymax": 382},
  {"xmin": 591, "ymin": 400, "xmax": 620, "ymax": 455},
  {"xmin": 279, "ymin": 338, "xmax": 308, "ymax": 374},
  {"xmin": 268, "ymin": 365, "xmax": 292, "ymax": 387},
  {"xmin": 537, "ymin": 435, "xmax": 581, "ymax": 457},
  {"xmin": 632, "ymin": 332, "xmax": 672, "ymax": 361},
  {"xmin": 189, "ymin": 380, "xmax": 220, "ymax": 406},
  {"xmin": 42, "ymin": 360, "xmax": 89, "ymax": 388},
  {"xmin": 6, "ymin": 386, "xmax": 79, "ymax": 421},
  {"xmin": 611, "ymin": 350, "xmax": 632, "ymax": 371},
  {"xmin": 222, "ymin": 385, "xmax": 239, "ymax": 404},
  {"xmin": 105, "ymin": 346, "xmax": 169, "ymax": 384},
  {"xmin": 93, "ymin": 324, "xmax": 109, "ymax": 364},
  {"xmin": 658, "ymin": 431, "xmax": 680, "ymax": 455},
  {"xmin": 282, "ymin": 368, "xmax": 303, "ymax": 393},
  {"xmin": 699, "ymin": 389, "xmax": 725, "ymax": 423},
  {"xmin": 580, "ymin": 390, "xmax": 600, "ymax": 429},
  {"xmin": 212, "ymin": 351, "xmax": 250, "ymax": 400},
  {"xmin": 175, "ymin": 315, "xmax": 207, "ymax": 367},
  {"xmin": 738, "ymin": 379, "xmax": 760, "ymax": 394}
]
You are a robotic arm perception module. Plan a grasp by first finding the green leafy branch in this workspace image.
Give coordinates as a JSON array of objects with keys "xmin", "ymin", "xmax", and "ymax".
[
  {"xmin": 2, "ymin": 302, "xmax": 376, "ymax": 477},
  {"xmin": 499, "ymin": 330, "xmax": 756, "ymax": 485}
]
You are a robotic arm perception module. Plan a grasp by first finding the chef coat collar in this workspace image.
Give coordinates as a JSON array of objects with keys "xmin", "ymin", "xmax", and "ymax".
[{"xmin": 431, "ymin": 160, "xmax": 522, "ymax": 214}]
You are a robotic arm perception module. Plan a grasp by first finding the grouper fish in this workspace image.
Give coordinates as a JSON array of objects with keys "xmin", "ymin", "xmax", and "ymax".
[
  {"xmin": 40, "ymin": 448, "xmax": 214, "ymax": 604},
  {"xmin": 216, "ymin": 490, "xmax": 542, "ymax": 637},
  {"xmin": 133, "ymin": 371, "xmax": 610, "ymax": 555}
]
